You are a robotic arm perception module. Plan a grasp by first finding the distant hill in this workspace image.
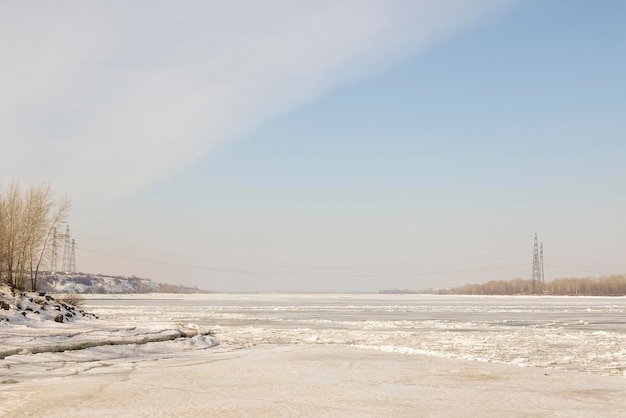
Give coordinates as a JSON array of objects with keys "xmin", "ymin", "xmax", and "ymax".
[{"xmin": 38, "ymin": 273, "xmax": 209, "ymax": 294}]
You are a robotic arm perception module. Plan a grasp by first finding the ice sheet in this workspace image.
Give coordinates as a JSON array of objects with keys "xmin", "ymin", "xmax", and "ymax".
[
  {"xmin": 84, "ymin": 293, "xmax": 626, "ymax": 375},
  {"xmin": 2, "ymin": 294, "xmax": 626, "ymax": 416}
]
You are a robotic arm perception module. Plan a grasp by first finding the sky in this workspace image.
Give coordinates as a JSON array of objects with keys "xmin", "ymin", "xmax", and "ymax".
[{"xmin": 1, "ymin": 0, "xmax": 625, "ymax": 292}]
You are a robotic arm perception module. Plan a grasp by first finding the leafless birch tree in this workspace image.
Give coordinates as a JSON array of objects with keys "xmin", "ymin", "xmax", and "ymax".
[{"xmin": 0, "ymin": 181, "xmax": 70, "ymax": 291}]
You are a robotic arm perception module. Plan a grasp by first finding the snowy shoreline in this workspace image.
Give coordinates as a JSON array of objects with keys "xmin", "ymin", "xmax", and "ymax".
[{"xmin": 0, "ymin": 288, "xmax": 218, "ymax": 385}]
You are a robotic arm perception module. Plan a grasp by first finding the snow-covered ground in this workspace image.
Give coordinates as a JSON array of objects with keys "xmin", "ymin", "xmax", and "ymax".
[{"xmin": 2, "ymin": 294, "xmax": 626, "ymax": 416}]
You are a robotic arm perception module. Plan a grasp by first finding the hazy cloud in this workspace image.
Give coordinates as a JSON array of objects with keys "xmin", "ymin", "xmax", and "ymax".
[{"xmin": 0, "ymin": 0, "xmax": 513, "ymax": 200}]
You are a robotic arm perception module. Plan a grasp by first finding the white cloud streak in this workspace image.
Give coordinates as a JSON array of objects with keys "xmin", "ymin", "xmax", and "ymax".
[{"xmin": 0, "ymin": 0, "xmax": 513, "ymax": 201}]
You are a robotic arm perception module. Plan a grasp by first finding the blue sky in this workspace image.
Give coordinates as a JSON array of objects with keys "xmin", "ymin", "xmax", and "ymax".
[{"xmin": 1, "ymin": 1, "xmax": 625, "ymax": 291}]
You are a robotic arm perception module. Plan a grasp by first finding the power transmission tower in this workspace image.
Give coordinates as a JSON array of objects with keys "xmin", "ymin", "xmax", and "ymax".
[
  {"xmin": 69, "ymin": 239, "xmax": 77, "ymax": 274},
  {"xmin": 531, "ymin": 233, "xmax": 540, "ymax": 294},
  {"xmin": 61, "ymin": 225, "xmax": 71, "ymax": 273},
  {"xmin": 539, "ymin": 242, "xmax": 546, "ymax": 292},
  {"xmin": 51, "ymin": 228, "xmax": 58, "ymax": 272}
]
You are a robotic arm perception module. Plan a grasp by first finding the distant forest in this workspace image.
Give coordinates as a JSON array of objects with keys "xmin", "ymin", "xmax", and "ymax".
[{"xmin": 439, "ymin": 274, "xmax": 626, "ymax": 296}]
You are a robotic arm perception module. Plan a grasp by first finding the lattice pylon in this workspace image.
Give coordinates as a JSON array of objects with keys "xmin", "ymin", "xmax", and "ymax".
[
  {"xmin": 69, "ymin": 238, "xmax": 77, "ymax": 274},
  {"xmin": 50, "ymin": 228, "xmax": 58, "ymax": 272},
  {"xmin": 539, "ymin": 242, "xmax": 546, "ymax": 291},
  {"xmin": 531, "ymin": 233, "xmax": 540, "ymax": 293},
  {"xmin": 61, "ymin": 225, "xmax": 71, "ymax": 273}
]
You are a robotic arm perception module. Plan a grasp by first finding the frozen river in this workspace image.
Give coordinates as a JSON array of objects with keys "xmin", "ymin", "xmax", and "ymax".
[
  {"xmin": 3, "ymin": 293, "xmax": 626, "ymax": 417},
  {"xmin": 84, "ymin": 293, "xmax": 626, "ymax": 376}
]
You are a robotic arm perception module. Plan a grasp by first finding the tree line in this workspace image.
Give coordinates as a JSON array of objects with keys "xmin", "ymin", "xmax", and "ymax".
[
  {"xmin": 0, "ymin": 181, "xmax": 69, "ymax": 291},
  {"xmin": 440, "ymin": 274, "xmax": 626, "ymax": 296}
]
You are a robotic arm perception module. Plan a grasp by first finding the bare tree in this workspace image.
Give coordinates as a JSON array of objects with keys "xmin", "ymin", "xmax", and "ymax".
[
  {"xmin": 32, "ymin": 193, "xmax": 70, "ymax": 290},
  {"xmin": 1, "ymin": 182, "xmax": 25, "ymax": 290},
  {"xmin": 24, "ymin": 184, "xmax": 70, "ymax": 290},
  {"xmin": 0, "ymin": 181, "xmax": 70, "ymax": 291}
]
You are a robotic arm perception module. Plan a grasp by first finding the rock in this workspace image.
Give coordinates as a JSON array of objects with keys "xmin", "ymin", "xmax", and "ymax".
[
  {"xmin": 1, "ymin": 379, "xmax": 18, "ymax": 384},
  {"xmin": 54, "ymin": 314, "xmax": 64, "ymax": 323},
  {"xmin": 0, "ymin": 301, "xmax": 9, "ymax": 310}
]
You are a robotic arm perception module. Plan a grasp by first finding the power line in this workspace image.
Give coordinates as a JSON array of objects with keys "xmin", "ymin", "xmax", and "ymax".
[
  {"xmin": 546, "ymin": 263, "xmax": 609, "ymax": 276},
  {"xmin": 78, "ymin": 245, "xmax": 528, "ymax": 278}
]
